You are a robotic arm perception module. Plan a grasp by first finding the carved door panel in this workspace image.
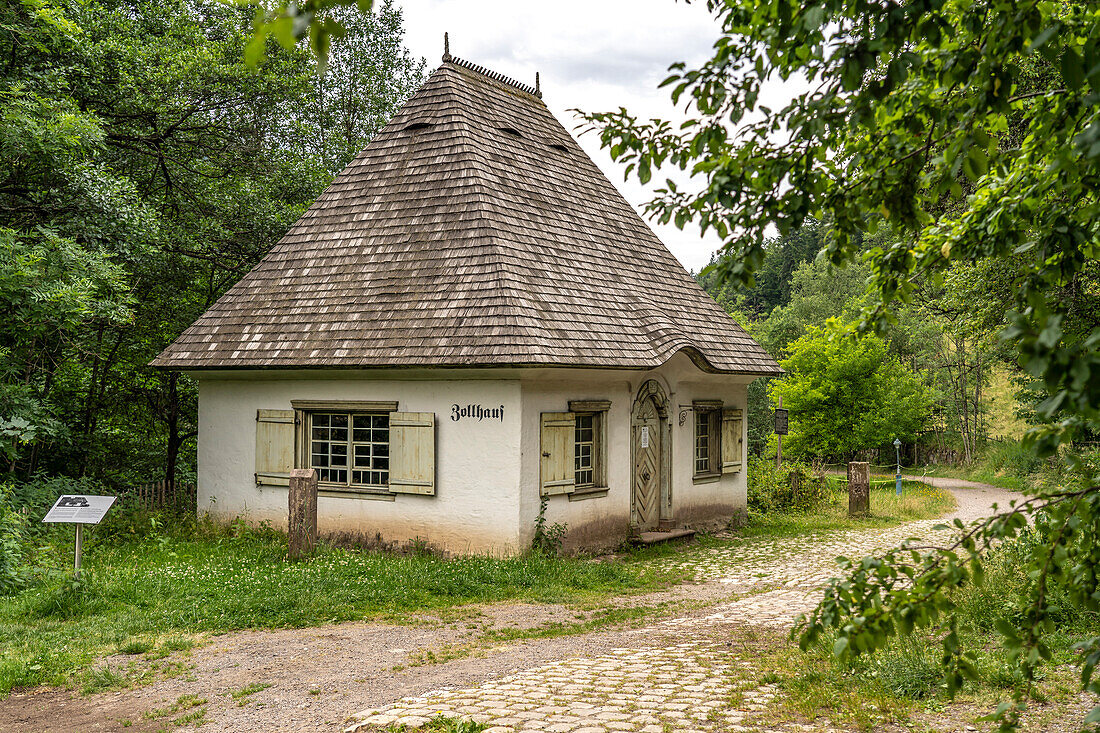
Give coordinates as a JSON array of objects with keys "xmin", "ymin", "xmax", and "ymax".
[{"xmin": 632, "ymin": 397, "xmax": 662, "ymax": 531}]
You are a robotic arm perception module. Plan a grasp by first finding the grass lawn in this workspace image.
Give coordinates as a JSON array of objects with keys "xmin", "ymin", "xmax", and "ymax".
[
  {"xmin": 0, "ymin": 478, "xmax": 956, "ymax": 699},
  {"xmin": 0, "ymin": 526, "xmax": 677, "ymax": 697},
  {"xmin": 738, "ymin": 479, "xmax": 957, "ymax": 540}
]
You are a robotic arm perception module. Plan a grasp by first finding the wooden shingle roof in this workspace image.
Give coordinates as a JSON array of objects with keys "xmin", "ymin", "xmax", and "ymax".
[{"xmin": 153, "ymin": 59, "xmax": 781, "ymax": 376}]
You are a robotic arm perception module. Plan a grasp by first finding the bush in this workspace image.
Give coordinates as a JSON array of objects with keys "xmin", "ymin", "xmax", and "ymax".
[
  {"xmin": 0, "ymin": 487, "xmax": 32, "ymax": 594},
  {"xmin": 849, "ymin": 637, "xmax": 944, "ymax": 699},
  {"xmin": 747, "ymin": 456, "xmax": 831, "ymax": 513},
  {"xmin": 770, "ymin": 326, "xmax": 932, "ymax": 459},
  {"xmin": 981, "ymin": 441, "xmax": 1047, "ymax": 481},
  {"xmin": 7, "ymin": 475, "xmax": 111, "ymax": 540},
  {"xmin": 1, "ymin": 475, "xmax": 117, "ymax": 594},
  {"xmin": 954, "ymin": 524, "xmax": 1099, "ymax": 637},
  {"xmin": 530, "ymin": 496, "xmax": 567, "ymax": 556}
]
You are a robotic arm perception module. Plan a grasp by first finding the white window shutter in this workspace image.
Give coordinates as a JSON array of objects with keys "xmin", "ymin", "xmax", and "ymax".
[
  {"xmin": 389, "ymin": 412, "xmax": 436, "ymax": 495},
  {"xmin": 256, "ymin": 409, "xmax": 295, "ymax": 486},
  {"xmin": 540, "ymin": 412, "xmax": 576, "ymax": 496},
  {"xmin": 721, "ymin": 408, "xmax": 744, "ymax": 473}
]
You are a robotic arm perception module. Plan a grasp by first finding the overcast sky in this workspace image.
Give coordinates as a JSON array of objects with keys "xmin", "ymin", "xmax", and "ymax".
[{"xmin": 396, "ymin": 0, "xmax": 727, "ymax": 273}]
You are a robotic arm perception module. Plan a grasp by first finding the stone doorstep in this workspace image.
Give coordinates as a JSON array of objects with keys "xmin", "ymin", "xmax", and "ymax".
[{"xmin": 633, "ymin": 529, "xmax": 696, "ymax": 546}]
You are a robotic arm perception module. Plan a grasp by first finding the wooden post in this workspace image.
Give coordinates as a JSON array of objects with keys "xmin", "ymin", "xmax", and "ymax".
[
  {"xmin": 288, "ymin": 468, "xmax": 317, "ymax": 560},
  {"xmin": 848, "ymin": 461, "xmax": 870, "ymax": 516}
]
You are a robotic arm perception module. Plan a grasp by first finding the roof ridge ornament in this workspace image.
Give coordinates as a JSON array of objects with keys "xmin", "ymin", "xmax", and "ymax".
[
  {"xmin": 535, "ymin": 72, "xmax": 541, "ymax": 99},
  {"xmin": 449, "ymin": 55, "xmax": 541, "ymax": 99},
  {"xmin": 443, "ymin": 32, "xmax": 451, "ymax": 62}
]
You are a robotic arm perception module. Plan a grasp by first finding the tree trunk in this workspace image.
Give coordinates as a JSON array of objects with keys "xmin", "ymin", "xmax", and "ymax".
[
  {"xmin": 164, "ymin": 372, "xmax": 180, "ymax": 486},
  {"xmin": 958, "ymin": 336, "xmax": 972, "ymax": 463},
  {"xmin": 974, "ymin": 350, "xmax": 983, "ymax": 444}
]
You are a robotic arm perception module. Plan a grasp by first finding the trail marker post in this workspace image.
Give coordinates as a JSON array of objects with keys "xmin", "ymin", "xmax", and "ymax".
[
  {"xmin": 42, "ymin": 494, "xmax": 117, "ymax": 580},
  {"xmin": 848, "ymin": 462, "xmax": 870, "ymax": 516},
  {"xmin": 288, "ymin": 468, "xmax": 318, "ymax": 560}
]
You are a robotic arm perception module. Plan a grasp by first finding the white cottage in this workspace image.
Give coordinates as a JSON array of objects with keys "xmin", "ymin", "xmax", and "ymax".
[{"xmin": 153, "ymin": 55, "xmax": 782, "ymax": 554}]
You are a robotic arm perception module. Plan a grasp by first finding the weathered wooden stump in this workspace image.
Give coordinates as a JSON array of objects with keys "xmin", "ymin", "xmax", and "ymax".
[
  {"xmin": 289, "ymin": 468, "xmax": 317, "ymax": 560},
  {"xmin": 848, "ymin": 461, "xmax": 870, "ymax": 516}
]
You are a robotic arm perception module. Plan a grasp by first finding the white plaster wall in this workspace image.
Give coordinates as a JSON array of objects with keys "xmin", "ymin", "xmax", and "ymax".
[
  {"xmin": 670, "ymin": 379, "xmax": 749, "ymax": 527},
  {"xmin": 196, "ymin": 376, "xmax": 522, "ymax": 554},
  {"xmin": 519, "ymin": 377, "xmax": 635, "ymax": 551},
  {"xmin": 519, "ymin": 354, "xmax": 753, "ymax": 552}
]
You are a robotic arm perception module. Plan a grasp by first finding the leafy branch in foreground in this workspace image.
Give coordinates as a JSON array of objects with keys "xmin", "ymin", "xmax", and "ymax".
[
  {"xmin": 237, "ymin": 0, "xmax": 373, "ymax": 70},
  {"xmin": 797, "ymin": 462, "xmax": 1100, "ymax": 729},
  {"xmin": 583, "ymin": 0, "xmax": 1100, "ymax": 726}
]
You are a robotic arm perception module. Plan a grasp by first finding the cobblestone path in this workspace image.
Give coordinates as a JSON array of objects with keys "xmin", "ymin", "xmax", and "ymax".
[{"xmin": 345, "ymin": 484, "xmax": 1011, "ymax": 733}]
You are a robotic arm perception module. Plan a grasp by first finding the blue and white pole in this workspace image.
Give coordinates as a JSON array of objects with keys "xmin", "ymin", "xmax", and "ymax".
[{"xmin": 893, "ymin": 438, "xmax": 903, "ymax": 496}]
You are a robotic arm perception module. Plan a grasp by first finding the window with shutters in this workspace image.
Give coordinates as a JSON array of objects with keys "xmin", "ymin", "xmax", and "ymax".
[
  {"xmin": 541, "ymin": 400, "xmax": 610, "ymax": 497},
  {"xmin": 570, "ymin": 400, "xmax": 609, "ymax": 493},
  {"xmin": 693, "ymin": 402, "xmax": 722, "ymax": 480},
  {"xmin": 253, "ymin": 401, "xmax": 437, "ymax": 497}
]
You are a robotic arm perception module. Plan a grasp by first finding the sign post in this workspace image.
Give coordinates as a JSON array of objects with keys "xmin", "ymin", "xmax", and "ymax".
[
  {"xmin": 893, "ymin": 438, "xmax": 903, "ymax": 497},
  {"xmin": 42, "ymin": 494, "xmax": 117, "ymax": 579},
  {"xmin": 774, "ymin": 399, "xmax": 788, "ymax": 469}
]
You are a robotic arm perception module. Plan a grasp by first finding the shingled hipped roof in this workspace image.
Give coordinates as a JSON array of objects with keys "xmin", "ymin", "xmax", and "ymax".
[{"xmin": 153, "ymin": 58, "xmax": 781, "ymax": 376}]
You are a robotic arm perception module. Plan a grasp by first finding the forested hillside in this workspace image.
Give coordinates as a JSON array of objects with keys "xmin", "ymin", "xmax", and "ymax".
[
  {"xmin": 1, "ymin": 0, "xmax": 424, "ymax": 489},
  {"xmin": 699, "ymin": 220, "xmax": 1100, "ymax": 464}
]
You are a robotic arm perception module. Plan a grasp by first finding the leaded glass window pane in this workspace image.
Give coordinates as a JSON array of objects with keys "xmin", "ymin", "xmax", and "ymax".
[
  {"xmin": 695, "ymin": 410, "xmax": 712, "ymax": 474},
  {"xmin": 310, "ymin": 412, "xmax": 389, "ymax": 488},
  {"xmin": 574, "ymin": 413, "xmax": 596, "ymax": 487}
]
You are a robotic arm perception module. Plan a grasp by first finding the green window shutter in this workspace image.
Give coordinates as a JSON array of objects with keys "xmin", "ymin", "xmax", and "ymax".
[
  {"xmin": 721, "ymin": 408, "xmax": 744, "ymax": 474},
  {"xmin": 389, "ymin": 412, "xmax": 436, "ymax": 495},
  {"xmin": 540, "ymin": 412, "xmax": 576, "ymax": 496},
  {"xmin": 256, "ymin": 409, "xmax": 295, "ymax": 486}
]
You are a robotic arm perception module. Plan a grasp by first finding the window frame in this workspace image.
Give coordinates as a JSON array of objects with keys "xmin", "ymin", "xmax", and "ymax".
[
  {"xmin": 568, "ymin": 399, "xmax": 610, "ymax": 496},
  {"xmin": 306, "ymin": 410, "xmax": 391, "ymax": 491},
  {"xmin": 292, "ymin": 400, "xmax": 400, "ymax": 496},
  {"xmin": 573, "ymin": 411, "xmax": 600, "ymax": 489},
  {"xmin": 693, "ymin": 400, "xmax": 723, "ymax": 481}
]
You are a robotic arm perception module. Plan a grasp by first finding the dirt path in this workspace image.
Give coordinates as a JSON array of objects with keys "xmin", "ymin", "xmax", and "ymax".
[{"xmin": 6, "ymin": 479, "xmax": 1086, "ymax": 733}]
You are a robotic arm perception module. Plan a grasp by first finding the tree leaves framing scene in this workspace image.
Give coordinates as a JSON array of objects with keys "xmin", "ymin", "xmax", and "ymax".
[{"xmin": 587, "ymin": 1, "xmax": 1100, "ymax": 728}]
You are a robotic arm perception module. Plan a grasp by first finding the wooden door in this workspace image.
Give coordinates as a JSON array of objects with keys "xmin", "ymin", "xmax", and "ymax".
[{"xmin": 632, "ymin": 396, "xmax": 662, "ymax": 531}]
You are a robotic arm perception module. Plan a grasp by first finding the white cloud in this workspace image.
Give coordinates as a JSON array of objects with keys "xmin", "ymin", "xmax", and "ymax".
[{"xmin": 396, "ymin": 0, "xmax": 728, "ymax": 272}]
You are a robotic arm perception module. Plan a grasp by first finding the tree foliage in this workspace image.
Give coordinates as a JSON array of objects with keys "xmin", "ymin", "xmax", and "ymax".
[
  {"xmin": 697, "ymin": 218, "xmax": 826, "ymax": 320},
  {"xmin": 589, "ymin": 0, "xmax": 1100, "ymax": 726},
  {"xmin": 1, "ymin": 0, "xmax": 422, "ymax": 484},
  {"xmin": 243, "ymin": 0, "xmax": 372, "ymax": 70},
  {"xmin": 772, "ymin": 326, "xmax": 932, "ymax": 459}
]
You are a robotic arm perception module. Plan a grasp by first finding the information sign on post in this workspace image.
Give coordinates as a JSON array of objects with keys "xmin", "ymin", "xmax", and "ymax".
[
  {"xmin": 774, "ymin": 408, "xmax": 789, "ymax": 435},
  {"xmin": 42, "ymin": 495, "xmax": 116, "ymax": 579}
]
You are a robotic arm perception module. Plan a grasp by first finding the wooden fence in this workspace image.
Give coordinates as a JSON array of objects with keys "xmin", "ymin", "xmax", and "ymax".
[{"xmin": 128, "ymin": 480, "xmax": 196, "ymax": 510}]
